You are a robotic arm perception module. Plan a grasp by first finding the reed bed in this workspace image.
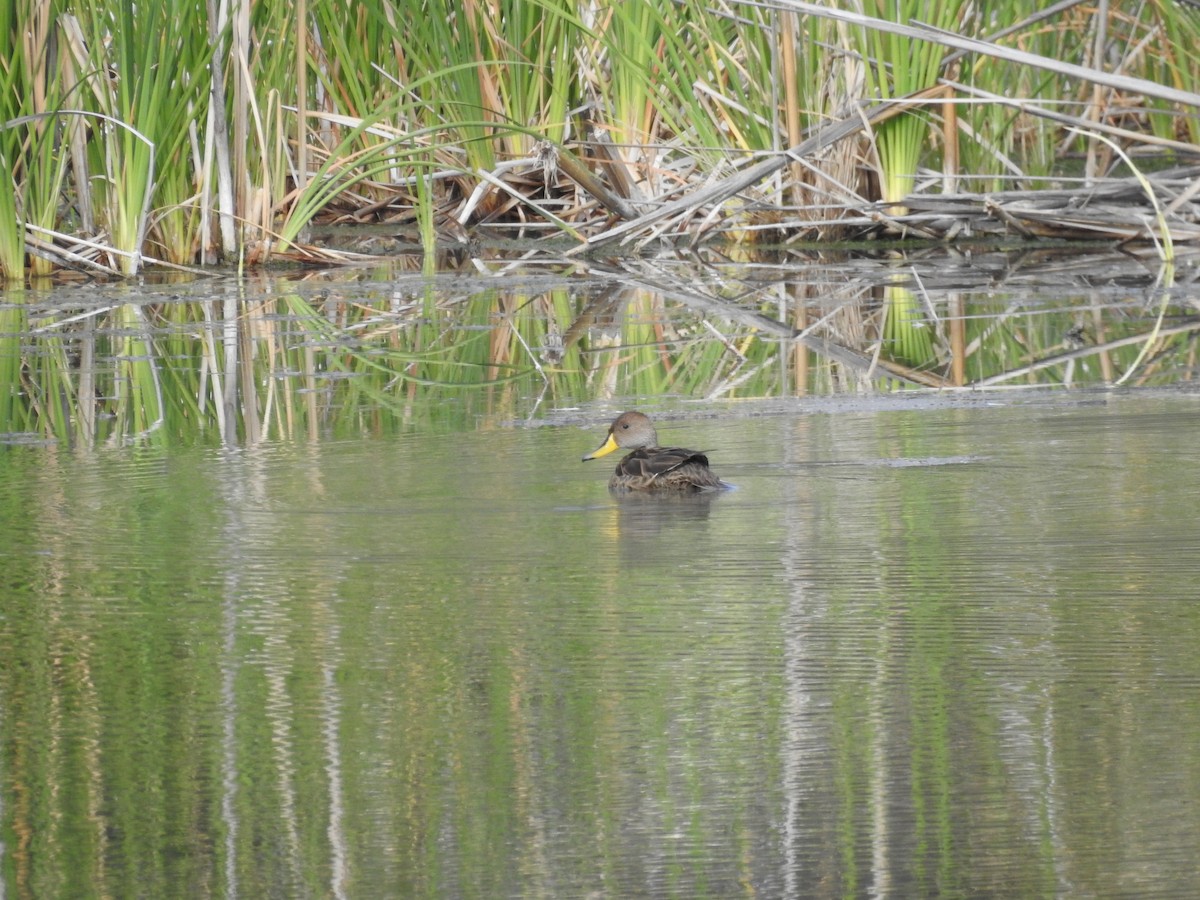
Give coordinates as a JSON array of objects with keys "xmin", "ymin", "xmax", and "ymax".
[{"xmin": 1, "ymin": 0, "xmax": 1199, "ymax": 281}]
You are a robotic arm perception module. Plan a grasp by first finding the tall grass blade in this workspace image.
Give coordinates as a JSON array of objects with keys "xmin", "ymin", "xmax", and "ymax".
[{"xmin": 853, "ymin": 0, "xmax": 971, "ymax": 208}]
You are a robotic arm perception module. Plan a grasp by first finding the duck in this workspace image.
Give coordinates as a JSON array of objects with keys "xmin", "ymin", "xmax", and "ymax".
[{"xmin": 582, "ymin": 411, "xmax": 728, "ymax": 492}]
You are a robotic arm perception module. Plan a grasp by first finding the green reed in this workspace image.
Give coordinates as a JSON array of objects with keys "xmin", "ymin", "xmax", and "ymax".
[
  {"xmin": 854, "ymin": 0, "xmax": 971, "ymax": 208},
  {"xmin": 76, "ymin": 0, "xmax": 209, "ymax": 270},
  {"xmin": 0, "ymin": 0, "xmax": 1197, "ymax": 275},
  {"xmin": 1142, "ymin": 2, "xmax": 1200, "ymax": 144},
  {"xmin": 1, "ymin": 0, "xmax": 54, "ymax": 280},
  {"xmin": 0, "ymin": 147, "xmax": 22, "ymax": 282}
]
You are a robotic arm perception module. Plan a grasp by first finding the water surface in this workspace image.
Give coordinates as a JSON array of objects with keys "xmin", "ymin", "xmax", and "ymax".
[{"xmin": 2, "ymin": 391, "xmax": 1199, "ymax": 896}]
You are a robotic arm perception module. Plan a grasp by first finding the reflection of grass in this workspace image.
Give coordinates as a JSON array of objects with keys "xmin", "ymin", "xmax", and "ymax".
[
  {"xmin": 0, "ymin": 307, "xmax": 26, "ymax": 428},
  {"xmin": 5, "ymin": 268, "xmax": 1200, "ymax": 445},
  {"xmin": 882, "ymin": 284, "xmax": 936, "ymax": 370}
]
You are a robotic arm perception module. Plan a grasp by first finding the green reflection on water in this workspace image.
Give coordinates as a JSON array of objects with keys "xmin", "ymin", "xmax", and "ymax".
[
  {"xmin": 0, "ymin": 397, "xmax": 1199, "ymax": 896},
  {"xmin": 3, "ymin": 256, "xmax": 1199, "ymax": 448}
]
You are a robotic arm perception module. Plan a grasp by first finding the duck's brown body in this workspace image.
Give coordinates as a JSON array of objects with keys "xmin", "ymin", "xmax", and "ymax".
[{"xmin": 582, "ymin": 411, "xmax": 728, "ymax": 492}]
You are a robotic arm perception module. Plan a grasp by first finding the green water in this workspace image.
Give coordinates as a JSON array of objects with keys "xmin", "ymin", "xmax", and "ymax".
[{"xmin": 1, "ymin": 394, "xmax": 1199, "ymax": 897}]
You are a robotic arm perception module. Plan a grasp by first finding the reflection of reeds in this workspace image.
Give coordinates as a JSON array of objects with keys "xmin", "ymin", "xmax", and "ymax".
[
  {"xmin": 882, "ymin": 284, "xmax": 936, "ymax": 370},
  {"xmin": 5, "ymin": 256, "xmax": 1199, "ymax": 444},
  {"xmin": 0, "ymin": 306, "xmax": 25, "ymax": 429}
]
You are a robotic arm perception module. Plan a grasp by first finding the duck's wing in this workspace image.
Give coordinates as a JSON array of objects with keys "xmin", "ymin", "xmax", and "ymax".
[{"xmin": 616, "ymin": 447, "xmax": 713, "ymax": 481}]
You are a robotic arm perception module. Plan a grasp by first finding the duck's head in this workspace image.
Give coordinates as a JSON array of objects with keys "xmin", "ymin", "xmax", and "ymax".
[{"xmin": 582, "ymin": 411, "xmax": 659, "ymax": 461}]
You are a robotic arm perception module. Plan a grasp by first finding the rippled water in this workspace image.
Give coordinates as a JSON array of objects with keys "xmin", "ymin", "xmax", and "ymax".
[{"xmin": 2, "ymin": 392, "xmax": 1199, "ymax": 897}]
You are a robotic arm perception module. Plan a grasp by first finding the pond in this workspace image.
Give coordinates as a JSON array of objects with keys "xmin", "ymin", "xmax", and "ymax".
[{"xmin": 1, "ymin": 249, "xmax": 1199, "ymax": 897}]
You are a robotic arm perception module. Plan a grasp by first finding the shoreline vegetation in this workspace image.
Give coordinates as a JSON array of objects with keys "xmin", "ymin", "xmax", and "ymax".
[{"xmin": 2, "ymin": 0, "xmax": 1199, "ymax": 279}]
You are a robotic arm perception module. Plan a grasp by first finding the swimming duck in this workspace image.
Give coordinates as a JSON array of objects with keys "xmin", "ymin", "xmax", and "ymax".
[{"xmin": 582, "ymin": 411, "xmax": 728, "ymax": 492}]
